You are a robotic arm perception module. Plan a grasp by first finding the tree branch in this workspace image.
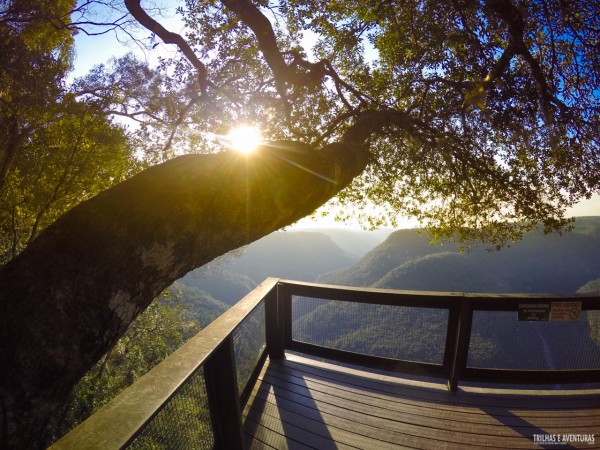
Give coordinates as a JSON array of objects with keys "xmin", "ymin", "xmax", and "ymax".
[
  {"xmin": 340, "ymin": 109, "xmax": 437, "ymax": 147},
  {"xmin": 483, "ymin": 0, "xmax": 568, "ymax": 124},
  {"xmin": 220, "ymin": 0, "xmax": 292, "ymax": 82},
  {"xmin": 159, "ymin": 93, "xmax": 202, "ymax": 155},
  {"xmin": 123, "ymin": 0, "xmax": 210, "ymax": 93},
  {"xmin": 219, "ymin": 0, "xmax": 368, "ymax": 110}
]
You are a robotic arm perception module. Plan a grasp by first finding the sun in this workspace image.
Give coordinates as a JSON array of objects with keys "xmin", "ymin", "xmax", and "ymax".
[{"xmin": 226, "ymin": 125, "xmax": 262, "ymax": 154}]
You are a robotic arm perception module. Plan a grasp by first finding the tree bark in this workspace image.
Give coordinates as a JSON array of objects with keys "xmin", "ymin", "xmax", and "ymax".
[{"xmin": 0, "ymin": 140, "xmax": 368, "ymax": 448}]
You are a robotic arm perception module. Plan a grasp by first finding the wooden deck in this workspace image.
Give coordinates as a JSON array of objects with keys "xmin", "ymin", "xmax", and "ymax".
[{"xmin": 242, "ymin": 354, "xmax": 600, "ymax": 449}]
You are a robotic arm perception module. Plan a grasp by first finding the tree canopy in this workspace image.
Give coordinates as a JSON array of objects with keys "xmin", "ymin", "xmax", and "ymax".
[
  {"xmin": 0, "ymin": 0, "xmax": 599, "ymax": 447},
  {"xmin": 125, "ymin": 0, "xmax": 599, "ymax": 243},
  {"xmin": 3, "ymin": 0, "xmax": 599, "ymax": 244}
]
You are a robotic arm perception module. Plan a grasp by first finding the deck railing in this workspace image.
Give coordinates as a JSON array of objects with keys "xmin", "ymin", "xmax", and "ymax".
[{"xmin": 52, "ymin": 278, "xmax": 600, "ymax": 449}]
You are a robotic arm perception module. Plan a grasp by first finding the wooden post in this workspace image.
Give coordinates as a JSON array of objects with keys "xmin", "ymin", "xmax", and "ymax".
[
  {"xmin": 279, "ymin": 282, "xmax": 293, "ymax": 349},
  {"xmin": 265, "ymin": 282, "xmax": 285, "ymax": 360},
  {"xmin": 443, "ymin": 300, "xmax": 461, "ymax": 377},
  {"xmin": 204, "ymin": 336, "xmax": 245, "ymax": 450},
  {"xmin": 447, "ymin": 295, "xmax": 473, "ymax": 392}
]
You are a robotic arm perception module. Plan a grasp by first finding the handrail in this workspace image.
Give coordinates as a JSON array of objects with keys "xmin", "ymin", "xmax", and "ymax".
[
  {"xmin": 458, "ymin": 292, "xmax": 600, "ymax": 389},
  {"xmin": 51, "ymin": 278, "xmax": 600, "ymax": 449},
  {"xmin": 276, "ymin": 280, "xmax": 462, "ymax": 379},
  {"xmin": 50, "ymin": 277, "xmax": 279, "ymax": 450},
  {"xmin": 276, "ymin": 280, "xmax": 600, "ymax": 391}
]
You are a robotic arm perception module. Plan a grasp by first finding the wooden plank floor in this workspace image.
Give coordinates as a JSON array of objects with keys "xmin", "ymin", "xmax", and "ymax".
[{"xmin": 242, "ymin": 354, "xmax": 600, "ymax": 449}]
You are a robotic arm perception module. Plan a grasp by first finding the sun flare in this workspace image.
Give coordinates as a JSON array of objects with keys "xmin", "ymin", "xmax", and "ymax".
[{"xmin": 226, "ymin": 125, "xmax": 262, "ymax": 154}]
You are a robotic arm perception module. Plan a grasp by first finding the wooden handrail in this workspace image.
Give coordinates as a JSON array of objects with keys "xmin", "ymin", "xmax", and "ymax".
[
  {"xmin": 51, "ymin": 278, "xmax": 279, "ymax": 450},
  {"xmin": 277, "ymin": 280, "xmax": 600, "ymax": 391}
]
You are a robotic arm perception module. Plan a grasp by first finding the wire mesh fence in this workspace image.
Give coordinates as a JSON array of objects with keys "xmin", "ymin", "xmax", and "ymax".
[
  {"xmin": 126, "ymin": 368, "xmax": 214, "ymax": 450},
  {"xmin": 468, "ymin": 310, "xmax": 600, "ymax": 370},
  {"xmin": 233, "ymin": 302, "xmax": 266, "ymax": 396},
  {"xmin": 291, "ymin": 295, "xmax": 449, "ymax": 364},
  {"xmin": 54, "ymin": 280, "xmax": 600, "ymax": 450}
]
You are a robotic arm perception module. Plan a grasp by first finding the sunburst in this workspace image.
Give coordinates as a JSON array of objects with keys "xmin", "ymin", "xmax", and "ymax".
[{"xmin": 226, "ymin": 125, "xmax": 262, "ymax": 154}]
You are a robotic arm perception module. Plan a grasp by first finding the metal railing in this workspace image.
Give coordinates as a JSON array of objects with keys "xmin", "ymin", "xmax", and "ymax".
[
  {"xmin": 51, "ymin": 278, "xmax": 600, "ymax": 449},
  {"xmin": 277, "ymin": 281, "xmax": 600, "ymax": 391}
]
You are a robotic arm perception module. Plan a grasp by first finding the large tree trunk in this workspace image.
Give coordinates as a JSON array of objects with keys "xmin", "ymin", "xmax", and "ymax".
[{"xmin": 0, "ymin": 140, "xmax": 368, "ymax": 448}]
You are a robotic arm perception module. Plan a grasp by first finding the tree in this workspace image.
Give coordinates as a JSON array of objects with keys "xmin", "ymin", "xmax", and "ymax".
[
  {"xmin": 0, "ymin": 96, "xmax": 135, "ymax": 264},
  {"xmin": 0, "ymin": 0, "xmax": 598, "ymax": 447},
  {"xmin": 0, "ymin": 0, "xmax": 74, "ymax": 190},
  {"xmin": 39, "ymin": 291, "xmax": 198, "ymax": 448}
]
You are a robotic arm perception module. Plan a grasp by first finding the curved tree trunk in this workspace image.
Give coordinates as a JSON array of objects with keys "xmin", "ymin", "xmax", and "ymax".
[{"xmin": 0, "ymin": 140, "xmax": 368, "ymax": 448}]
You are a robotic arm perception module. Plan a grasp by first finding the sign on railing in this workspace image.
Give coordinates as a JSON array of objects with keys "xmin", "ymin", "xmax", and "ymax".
[{"xmin": 518, "ymin": 301, "xmax": 582, "ymax": 321}]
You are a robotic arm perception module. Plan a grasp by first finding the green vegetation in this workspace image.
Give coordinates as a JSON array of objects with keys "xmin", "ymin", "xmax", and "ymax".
[
  {"xmin": 0, "ymin": 0, "xmax": 139, "ymax": 265},
  {"xmin": 0, "ymin": 0, "xmax": 75, "ymax": 189},
  {"xmin": 126, "ymin": 370, "xmax": 213, "ymax": 450},
  {"xmin": 0, "ymin": 98, "xmax": 136, "ymax": 264},
  {"xmin": 172, "ymin": 283, "xmax": 229, "ymax": 325}
]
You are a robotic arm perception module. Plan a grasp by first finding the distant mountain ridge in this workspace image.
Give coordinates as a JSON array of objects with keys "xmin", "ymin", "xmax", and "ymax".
[
  {"xmin": 177, "ymin": 230, "xmax": 368, "ymax": 308},
  {"xmin": 298, "ymin": 228, "xmax": 393, "ymax": 258},
  {"xmin": 320, "ymin": 217, "xmax": 600, "ymax": 294}
]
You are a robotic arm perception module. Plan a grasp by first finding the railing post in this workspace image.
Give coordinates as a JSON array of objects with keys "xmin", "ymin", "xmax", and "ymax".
[
  {"xmin": 443, "ymin": 299, "xmax": 460, "ymax": 377},
  {"xmin": 265, "ymin": 282, "xmax": 285, "ymax": 359},
  {"xmin": 448, "ymin": 295, "xmax": 473, "ymax": 392},
  {"xmin": 204, "ymin": 335, "xmax": 245, "ymax": 450},
  {"xmin": 279, "ymin": 282, "xmax": 293, "ymax": 349}
]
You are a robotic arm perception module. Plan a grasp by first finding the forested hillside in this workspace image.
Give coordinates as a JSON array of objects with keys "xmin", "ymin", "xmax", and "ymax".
[
  {"xmin": 167, "ymin": 218, "xmax": 600, "ymax": 381},
  {"xmin": 292, "ymin": 218, "xmax": 600, "ymax": 379},
  {"xmin": 177, "ymin": 218, "xmax": 600, "ymax": 328}
]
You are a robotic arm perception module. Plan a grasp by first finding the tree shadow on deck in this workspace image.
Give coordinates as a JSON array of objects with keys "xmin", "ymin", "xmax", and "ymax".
[{"xmin": 243, "ymin": 366, "xmax": 337, "ymax": 449}]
